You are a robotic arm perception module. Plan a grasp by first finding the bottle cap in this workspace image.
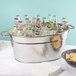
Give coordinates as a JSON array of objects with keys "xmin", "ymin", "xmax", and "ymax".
[
  {"xmin": 24, "ymin": 23, "xmax": 29, "ymax": 25},
  {"xmin": 37, "ymin": 15, "xmax": 40, "ymax": 17},
  {"xmin": 62, "ymin": 17, "xmax": 66, "ymax": 19},
  {"xmin": 24, "ymin": 15, "xmax": 28, "ymax": 16},
  {"xmin": 32, "ymin": 17, "xmax": 36, "ymax": 19},
  {"xmin": 14, "ymin": 18, "xmax": 18, "ymax": 20},
  {"xmin": 27, "ymin": 20, "xmax": 31, "ymax": 23},
  {"xmin": 48, "ymin": 14, "xmax": 51, "ymax": 16},
  {"xmin": 49, "ymin": 21, "xmax": 53, "ymax": 23},
  {"xmin": 43, "ymin": 17, "xmax": 46, "ymax": 19},
  {"xmin": 36, "ymin": 26, "xmax": 40, "ymax": 28},
  {"xmin": 47, "ymin": 25, "xmax": 51, "ymax": 28},
  {"xmin": 37, "ymin": 20, "xmax": 41, "ymax": 23},
  {"xmin": 16, "ymin": 15, "xmax": 20, "ymax": 17},
  {"xmin": 18, "ymin": 21, "xmax": 22, "ymax": 23},
  {"xmin": 25, "ymin": 18, "xmax": 29, "ymax": 20},
  {"xmin": 58, "ymin": 23, "xmax": 63, "ymax": 26},
  {"xmin": 53, "ymin": 15, "xmax": 56, "ymax": 17},
  {"xmin": 64, "ymin": 21, "xmax": 68, "ymax": 23}
]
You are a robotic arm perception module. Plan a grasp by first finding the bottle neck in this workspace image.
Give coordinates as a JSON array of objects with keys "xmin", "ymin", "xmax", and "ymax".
[
  {"xmin": 37, "ymin": 17, "xmax": 40, "ymax": 22},
  {"xmin": 25, "ymin": 20, "xmax": 29, "ymax": 23},
  {"xmin": 17, "ymin": 25, "xmax": 22, "ymax": 30},
  {"xmin": 53, "ymin": 17, "xmax": 57, "ymax": 23},
  {"xmin": 25, "ymin": 16, "xmax": 29, "ymax": 23},
  {"xmin": 47, "ymin": 16, "xmax": 51, "ymax": 22},
  {"xmin": 17, "ymin": 16, "xmax": 21, "ymax": 21},
  {"xmin": 62, "ymin": 19, "xmax": 67, "ymax": 26},
  {"xmin": 37, "ymin": 22, "xmax": 41, "ymax": 26},
  {"xmin": 14, "ymin": 19, "xmax": 18, "ymax": 25},
  {"xmin": 32, "ymin": 19, "xmax": 36, "ymax": 25},
  {"xmin": 43, "ymin": 19, "xmax": 45, "ymax": 23}
]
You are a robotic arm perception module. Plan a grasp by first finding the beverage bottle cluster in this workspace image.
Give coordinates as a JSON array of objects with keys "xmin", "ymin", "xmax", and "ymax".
[{"xmin": 10, "ymin": 14, "xmax": 68, "ymax": 36}]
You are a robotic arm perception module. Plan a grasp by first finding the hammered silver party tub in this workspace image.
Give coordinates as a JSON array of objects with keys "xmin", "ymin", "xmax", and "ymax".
[{"xmin": 1, "ymin": 25, "xmax": 74, "ymax": 63}]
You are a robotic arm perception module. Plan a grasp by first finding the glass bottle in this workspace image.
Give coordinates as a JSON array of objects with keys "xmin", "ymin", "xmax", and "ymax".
[
  {"xmin": 32, "ymin": 17, "xmax": 36, "ymax": 25},
  {"xmin": 36, "ymin": 15, "xmax": 40, "ymax": 23},
  {"xmin": 62, "ymin": 20, "xmax": 68, "ymax": 30},
  {"xmin": 27, "ymin": 20, "xmax": 31, "ymax": 30},
  {"xmin": 16, "ymin": 15, "xmax": 21, "ymax": 20},
  {"xmin": 62, "ymin": 17, "xmax": 66, "ymax": 23},
  {"xmin": 62, "ymin": 17, "xmax": 68, "ymax": 30},
  {"xmin": 23, "ymin": 27, "xmax": 27, "ymax": 36},
  {"xmin": 32, "ymin": 17, "xmax": 37, "ymax": 36},
  {"xmin": 27, "ymin": 20, "xmax": 33, "ymax": 36},
  {"xmin": 24, "ymin": 15, "xmax": 29, "ymax": 23},
  {"xmin": 42, "ymin": 17, "xmax": 46, "ymax": 24},
  {"xmin": 40, "ymin": 17, "xmax": 46, "ymax": 35},
  {"xmin": 11, "ymin": 18, "xmax": 19, "ymax": 35},
  {"xmin": 35, "ymin": 20, "xmax": 41, "ymax": 36},
  {"xmin": 52, "ymin": 15, "xmax": 57, "ymax": 30},
  {"xmin": 49, "ymin": 21, "xmax": 53, "ymax": 29},
  {"xmin": 24, "ymin": 23, "xmax": 29, "ymax": 30},
  {"xmin": 24, "ymin": 23, "xmax": 29, "ymax": 36},
  {"xmin": 46, "ymin": 25, "xmax": 52, "ymax": 35},
  {"xmin": 16, "ymin": 25, "xmax": 23, "ymax": 36},
  {"xmin": 58, "ymin": 23, "xmax": 63, "ymax": 32},
  {"xmin": 47, "ymin": 14, "xmax": 52, "ymax": 22},
  {"xmin": 22, "ymin": 15, "xmax": 29, "ymax": 29},
  {"xmin": 16, "ymin": 21, "xmax": 23, "ymax": 36}
]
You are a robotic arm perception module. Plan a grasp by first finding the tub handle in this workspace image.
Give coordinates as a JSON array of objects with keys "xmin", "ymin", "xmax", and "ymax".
[
  {"xmin": 68, "ymin": 25, "xmax": 75, "ymax": 30},
  {"xmin": 1, "ymin": 31, "xmax": 9, "ymax": 37}
]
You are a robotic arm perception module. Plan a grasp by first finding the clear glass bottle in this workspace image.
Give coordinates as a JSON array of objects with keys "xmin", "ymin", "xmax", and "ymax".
[
  {"xmin": 24, "ymin": 23, "xmax": 29, "ymax": 30},
  {"xmin": 24, "ymin": 23, "xmax": 29, "ymax": 36},
  {"xmin": 62, "ymin": 20, "xmax": 68, "ymax": 30},
  {"xmin": 47, "ymin": 14, "xmax": 52, "ymax": 22},
  {"xmin": 62, "ymin": 17, "xmax": 68, "ymax": 30},
  {"xmin": 22, "ymin": 15, "xmax": 29, "ymax": 29},
  {"xmin": 52, "ymin": 15, "xmax": 57, "ymax": 30},
  {"xmin": 46, "ymin": 25, "xmax": 52, "ymax": 35},
  {"xmin": 32, "ymin": 17, "xmax": 36, "ymax": 25},
  {"xmin": 49, "ymin": 21, "xmax": 53, "ymax": 29},
  {"xmin": 27, "ymin": 20, "xmax": 33, "ymax": 36},
  {"xmin": 36, "ymin": 15, "xmax": 40, "ymax": 23},
  {"xmin": 42, "ymin": 17, "xmax": 46, "ymax": 24},
  {"xmin": 16, "ymin": 25, "xmax": 23, "ymax": 36},
  {"xmin": 16, "ymin": 21, "xmax": 23, "ymax": 36},
  {"xmin": 35, "ymin": 20, "xmax": 41, "ymax": 36},
  {"xmin": 23, "ymin": 27, "xmax": 27, "ymax": 36},
  {"xmin": 11, "ymin": 18, "xmax": 19, "ymax": 35},
  {"xmin": 16, "ymin": 15, "xmax": 21, "ymax": 20},
  {"xmin": 24, "ymin": 15, "xmax": 29, "ymax": 23},
  {"xmin": 58, "ymin": 23, "xmax": 63, "ymax": 32},
  {"xmin": 62, "ymin": 17, "xmax": 66, "ymax": 23},
  {"xmin": 27, "ymin": 20, "xmax": 31, "ymax": 30},
  {"xmin": 32, "ymin": 17, "xmax": 37, "ymax": 26},
  {"xmin": 35, "ymin": 26, "xmax": 41, "ymax": 36},
  {"xmin": 32, "ymin": 17, "xmax": 37, "ymax": 36}
]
